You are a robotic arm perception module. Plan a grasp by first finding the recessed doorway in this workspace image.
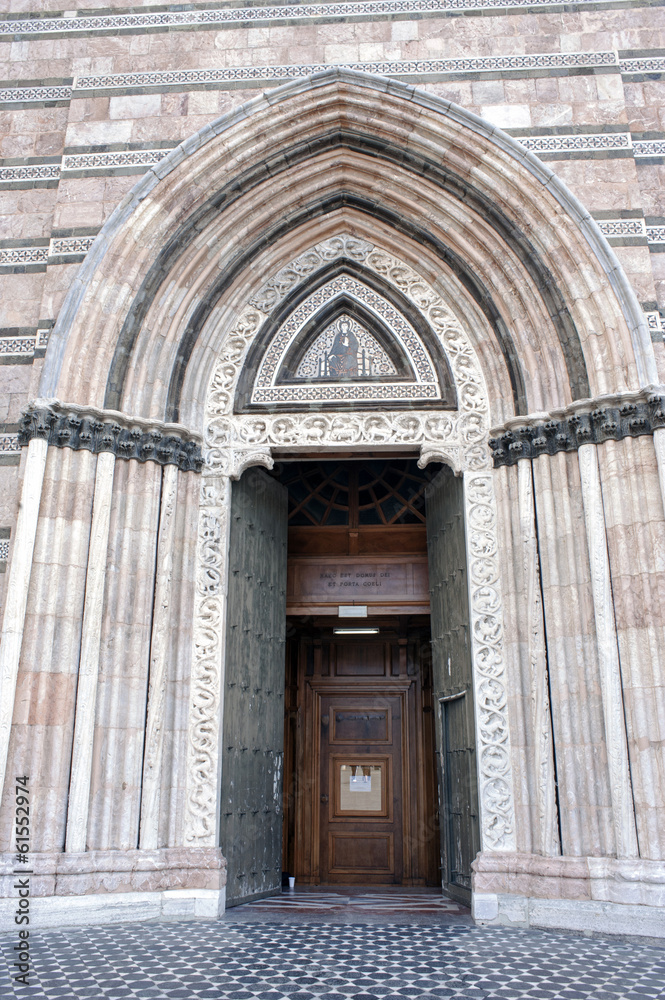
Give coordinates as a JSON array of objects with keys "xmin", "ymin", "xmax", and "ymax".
[
  {"xmin": 220, "ymin": 457, "xmax": 480, "ymax": 908},
  {"xmin": 283, "ymin": 615, "xmax": 439, "ymax": 886},
  {"xmin": 279, "ymin": 458, "xmax": 440, "ymax": 885}
]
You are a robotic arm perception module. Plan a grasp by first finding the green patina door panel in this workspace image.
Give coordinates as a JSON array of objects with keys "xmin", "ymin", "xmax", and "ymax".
[
  {"xmin": 221, "ymin": 467, "xmax": 288, "ymax": 907},
  {"xmin": 426, "ymin": 466, "xmax": 480, "ymax": 906}
]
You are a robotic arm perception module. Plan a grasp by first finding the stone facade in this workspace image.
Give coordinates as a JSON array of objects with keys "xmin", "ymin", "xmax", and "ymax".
[{"xmin": 0, "ymin": 0, "xmax": 664, "ymax": 937}]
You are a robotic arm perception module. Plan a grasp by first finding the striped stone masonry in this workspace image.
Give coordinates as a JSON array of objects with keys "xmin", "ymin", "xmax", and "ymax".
[
  {"xmin": 0, "ymin": 0, "xmax": 652, "ymax": 40},
  {"xmin": 3, "ymin": 50, "xmax": 665, "ymax": 108}
]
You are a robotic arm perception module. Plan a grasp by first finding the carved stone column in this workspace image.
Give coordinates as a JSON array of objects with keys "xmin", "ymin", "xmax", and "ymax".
[
  {"xmin": 65, "ymin": 451, "xmax": 116, "ymax": 853},
  {"xmin": 140, "ymin": 463, "xmax": 180, "ymax": 849},
  {"xmin": 595, "ymin": 434, "xmax": 665, "ymax": 859},
  {"xmin": 0, "ymin": 435, "xmax": 49, "ymax": 800},
  {"xmin": 517, "ymin": 460, "xmax": 560, "ymax": 857},
  {"xmin": 578, "ymin": 443, "xmax": 639, "ymax": 859},
  {"xmin": 490, "ymin": 390, "xmax": 665, "ymax": 858},
  {"xmin": 530, "ymin": 450, "xmax": 614, "ymax": 856},
  {"xmin": 654, "ymin": 427, "xmax": 665, "ymax": 516}
]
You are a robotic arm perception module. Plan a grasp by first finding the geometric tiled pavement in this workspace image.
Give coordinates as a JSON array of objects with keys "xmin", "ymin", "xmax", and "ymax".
[
  {"xmin": 235, "ymin": 890, "xmax": 470, "ymax": 918},
  {"xmin": 2, "ymin": 918, "xmax": 665, "ymax": 1000}
]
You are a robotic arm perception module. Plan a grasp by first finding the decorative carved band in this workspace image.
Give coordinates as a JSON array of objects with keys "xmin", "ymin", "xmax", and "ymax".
[
  {"xmin": 19, "ymin": 402, "xmax": 203, "ymax": 472},
  {"xmin": 490, "ymin": 389, "xmax": 665, "ymax": 468}
]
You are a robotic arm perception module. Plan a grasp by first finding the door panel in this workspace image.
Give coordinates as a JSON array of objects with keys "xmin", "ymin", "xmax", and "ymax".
[
  {"xmin": 334, "ymin": 643, "xmax": 388, "ymax": 676},
  {"xmin": 426, "ymin": 467, "xmax": 480, "ymax": 905},
  {"xmin": 442, "ymin": 694, "xmax": 477, "ymax": 895},
  {"xmin": 333, "ymin": 710, "xmax": 390, "ymax": 744},
  {"xmin": 221, "ymin": 468, "xmax": 288, "ymax": 906},
  {"xmin": 320, "ymin": 687, "xmax": 403, "ymax": 883},
  {"xmin": 330, "ymin": 833, "xmax": 394, "ymax": 873},
  {"xmin": 286, "ymin": 622, "xmax": 439, "ymax": 887}
]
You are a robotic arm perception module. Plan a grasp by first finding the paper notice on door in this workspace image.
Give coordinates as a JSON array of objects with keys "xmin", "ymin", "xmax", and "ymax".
[{"xmin": 339, "ymin": 763, "xmax": 383, "ymax": 811}]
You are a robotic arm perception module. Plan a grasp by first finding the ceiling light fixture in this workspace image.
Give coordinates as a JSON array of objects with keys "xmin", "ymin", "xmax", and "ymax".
[{"xmin": 333, "ymin": 627, "xmax": 380, "ymax": 635}]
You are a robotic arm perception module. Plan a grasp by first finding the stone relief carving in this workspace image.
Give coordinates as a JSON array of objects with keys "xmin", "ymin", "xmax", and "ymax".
[
  {"xmin": 19, "ymin": 401, "xmax": 202, "ymax": 472},
  {"xmin": 205, "ymin": 411, "xmax": 463, "ymax": 478},
  {"xmin": 191, "ymin": 233, "xmax": 517, "ymax": 852},
  {"xmin": 463, "ymin": 470, "xmax": 516, "ymax": 849},
  {"xmin": 183, "ymin": 475, "xmax": 231, "ymax": 845},
  {"xmin": 250, "ymin": 273, "xmax": 438, "ymax": 406},
  {"xmin": 490, "ymin": 390, "xmax": 665, "ymax": 467},
  {"xmin": 296, "ymin": 316, "xmax": 397, "ymax": 379},
  {"xmin": 249, "ymin": 235, "xmax": 374, "ymax": 314}
]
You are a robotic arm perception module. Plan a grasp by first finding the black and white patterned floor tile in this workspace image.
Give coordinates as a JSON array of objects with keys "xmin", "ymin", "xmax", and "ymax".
[
  {"xmin": 2, "ymin": 919, "xmax": 664, "ymax": 1000},
  {"xmin": 243, "ymin": 892, "xmax": 467, "ymax": 914}
]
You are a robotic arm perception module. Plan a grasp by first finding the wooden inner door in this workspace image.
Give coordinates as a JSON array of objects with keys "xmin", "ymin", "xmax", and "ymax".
[
  {"xmin": 284, "ymin": 620, "xmax": 439, "ymax": 885},
  {"xmin": 320, "ymin": 666, "xmax": 404, "ymax": 883}
]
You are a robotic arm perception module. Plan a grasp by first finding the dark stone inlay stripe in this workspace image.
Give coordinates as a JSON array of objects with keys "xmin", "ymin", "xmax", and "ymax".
[
  {"xmin": 0, "ymin": 237, "xmax": 50, "ymax": 249},
  {"xmin": 507, "ymin": 124, "xmax": 633, "ymax": 137},
  {"xmin": 591, "ymin": 209, "xmax": 645, "ymax": 219},
  {"xmin": 0, "ymin": 355, "xmax": 35, "ymax": 366},
  {"xmin": 533, "ymin": 149, "xmax": 633, "ymax": 161},
  {"xmin": 0, "ymin": 155, "xmax": 62, "ymax": 166},
  {"xmin": 50, "ymin": 226, "xmax": 102, "ymax": 238},
  {"xmin": 63, "ymin": 140, "xmax": 179, "ymax": 155},
  {"xmin": 603, "ymin": 236, "xmax": 648, "ymax": 246},
  {"xmin": 0, "ymin": 76, "xmax": 73, "ymax": 87},
  {"xmin": 104, "ymin": 129, "xmax": 589, "ymax": 420}
]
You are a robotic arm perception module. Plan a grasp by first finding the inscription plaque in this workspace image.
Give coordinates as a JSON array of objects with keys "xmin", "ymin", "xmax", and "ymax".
[{"xmin": 287, "ymin": 556, "xmax": 429, "ymax": 614}]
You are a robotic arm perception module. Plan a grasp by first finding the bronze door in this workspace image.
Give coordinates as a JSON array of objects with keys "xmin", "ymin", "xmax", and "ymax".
[
  {"xmin": 426, "ymin": 466, "xmax": 480, "ymax": 905},
  {"xmin": 319, "ymin": 691, "xmax": 404, "ymax": 883},
  {"xmin": 220, "ymin": 468, "xmax": 288, "ymax": 907}
]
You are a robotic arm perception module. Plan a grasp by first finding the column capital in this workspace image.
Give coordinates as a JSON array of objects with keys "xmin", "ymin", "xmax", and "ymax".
[
  {"xmin": 489, "ymin": 385, "xmax": 665, "ymax": 468},
  {"xmin": 18, "ymin": 399, "xmax": 203, "ymax": 473}
]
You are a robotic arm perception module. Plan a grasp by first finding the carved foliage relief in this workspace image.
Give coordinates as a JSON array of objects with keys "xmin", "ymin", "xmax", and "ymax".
[
  {"xmin": 187, "ymin": 234, "xmax": 516, "ymax": 852},
  {"xmin": 184, "ymin": 475, "xmax": 231, "ymax": 845}
]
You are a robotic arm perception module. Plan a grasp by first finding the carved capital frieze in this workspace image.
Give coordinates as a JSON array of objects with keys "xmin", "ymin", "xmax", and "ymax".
[
  {"xmin": 489, "ymin": 386, "xmax": 665, "ymax": 467},
  {"xmin": 19, "ymin": 400, "xmax": 203, "ymax": 472}
]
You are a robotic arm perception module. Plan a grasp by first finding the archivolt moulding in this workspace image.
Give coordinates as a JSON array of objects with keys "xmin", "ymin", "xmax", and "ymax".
[{"xmin": 183, "ymin": 234, "xmax": 517, "ymax": 856}]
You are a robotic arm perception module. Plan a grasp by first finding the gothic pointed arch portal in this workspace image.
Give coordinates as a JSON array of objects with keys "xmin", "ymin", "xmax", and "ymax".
[
  {"xmin": 4, "ymin": 69, "xmax": 665, "ymax": 932},
  {"xmin": 207, "ymin": 232, "xmax": 505, "ymax": 903}
]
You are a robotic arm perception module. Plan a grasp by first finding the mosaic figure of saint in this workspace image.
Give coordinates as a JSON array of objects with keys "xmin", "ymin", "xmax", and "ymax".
[{"xmin": 327, "ymin": 319, "xmax": 359, "ymax": 377}]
